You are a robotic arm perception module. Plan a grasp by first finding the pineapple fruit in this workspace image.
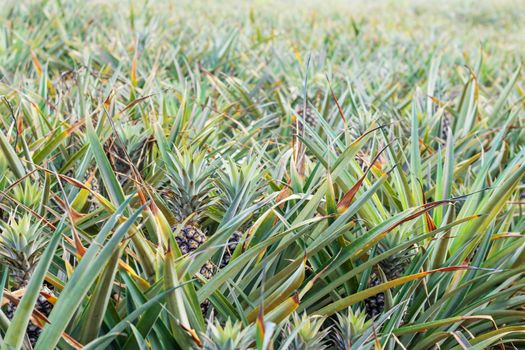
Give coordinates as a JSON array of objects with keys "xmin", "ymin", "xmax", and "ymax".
[
  {"xmin": 441, "ymin": 112, "xmax": 451, "ymax": 140},
  {"xmin": 218, "ymin": 231, "xmax": 242, "ymax": 269},
  {"xmin": 174, "ymin": 226, "xmax": 214, "ymax": 279},
  {"xmin": 292, "ymin": 103, "xmax": 317, "ymax": 133},
  {"xmin": 0, "ymin": 214, "xmax": 53, "ymax": 346},
  {"xmin": 364, "ymin": 239, "xmax": 415, "ymax": 319},
  {"xmin": 364, "ymin": 277, "xmax": 386, "ymax": 319}
]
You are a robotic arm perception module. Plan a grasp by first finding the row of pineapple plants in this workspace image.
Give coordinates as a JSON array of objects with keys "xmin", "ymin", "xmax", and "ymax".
[{"xmin": 1, "ymin": 0, "xmax": 525, "ymax": 349}]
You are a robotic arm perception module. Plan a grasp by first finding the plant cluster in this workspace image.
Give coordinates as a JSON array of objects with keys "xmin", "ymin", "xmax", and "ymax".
[{"xmin": 1, "ymin": 0, "xmax": 525, "ymax": 349}]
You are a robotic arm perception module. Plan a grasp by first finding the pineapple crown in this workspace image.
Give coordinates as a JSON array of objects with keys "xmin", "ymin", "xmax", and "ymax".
[
  {"xmin": 334, "ymin": 307, "xmax": 372, "ymax": 349},
  {"xmin": 202, "ymin": 318, "xmax": 251, "ymax": 350},
  {"xmin": 114, "ymin": 121, "xmax": 149, "ymax": 154},
  {"xmin": 213, "ymin": 156, "xmax": 264, "ymax": 222},
  {"xmin": 10, "ymin": 179, "xmax": 42, "ymax": 211},
  {"xmin": 164, "ymin": 147, "xmax": 219, "ymax": 223},
  {"xmin": 283, "ymin": 313, "xmax": 330, "ymax": 350},
  {"xmin": 103, "ymin": 120, "xmax": 151, "ymax": 178},
  {"xmin": 104, "ymin": 120, "xmax": 150, "ymax": 161},
  {"xmin": 0, "ymin": 214, "xmax": 47, "ymax": 288}
]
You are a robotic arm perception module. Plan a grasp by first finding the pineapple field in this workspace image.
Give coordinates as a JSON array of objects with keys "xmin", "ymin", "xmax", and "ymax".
[{"xmin": 1, "ymin": 0, "xmax": 525, "ymax": 348}]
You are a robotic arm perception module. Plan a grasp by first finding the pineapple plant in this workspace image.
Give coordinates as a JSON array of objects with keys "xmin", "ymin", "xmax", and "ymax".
[
  {"xmin": 0, "ymin": 214, "xmax": 53, "ymax": 346},
  {"xmin": 162, "ymin": 148, "xmax": 218, "ymax": 279},
  {"xmin": 214, "ymin": 158, "xmax": 265, "ymax": 269},
  {"xmin": 161, "ymin": 148, "xmax": 219, "ymax": 317}
]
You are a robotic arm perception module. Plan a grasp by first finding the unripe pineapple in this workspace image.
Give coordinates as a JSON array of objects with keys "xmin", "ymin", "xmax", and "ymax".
[
  {"xmin": 0, "ymin": 214, "xmax": 54, "ymax": 346},
  {"xmin": 442, "ymin": 112, "xmax": 452, "ymax": 140},
  {"xmin": 364, "ymin": 277, "xmax": 385, "ymax": 319},
  {"xmin": 292, "ymin": 103, "xmax": 317, "ymax": 134},
  {"xmin": 175, "ymin": 226, "xmax": 214, "ymax": 279},
  {"xmin": 364, "ymin": 241, "xmax": 415, "ymax": 319},
  {"xmin": 219, "ymin": 231, "xmax": 242, "ymax": 269}
]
